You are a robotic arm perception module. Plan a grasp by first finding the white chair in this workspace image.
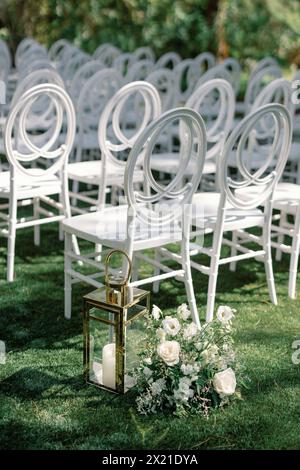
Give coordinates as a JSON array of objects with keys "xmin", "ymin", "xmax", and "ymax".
[
  {"xmin": 63, "ymin": 51, "xmax": 91, "ymax": 90},
  {"xmin": 68, "ymin": 68, "xmax": 123, "ymax": 210},
  {"xmin": 194, "ymin": 52, "xmax": 215, "ymax": 72},
  {"xmin": 48, "ymin": 39, "xmax": 71, "ymax": 64},
  {"xmin": 249, "ymin": 57, "xmax": 279, "ymax": 83},
  {"xmin": 68, "ymin": 81, "xmax": 161, "ymax": 212},
  {"xmin": 93, "ymin": 44, "xmax": 120, "ymax": 66},
  {"xmin": 235, "ymin": 65, "xmax": 282, "ymax": 117},
  {"xmin": 0, "ymin": 83, "xmax": 76, "ymax": 281},
  {"xmin": 146, "ymin": 68, "xmax": 175, "ymax": 112},
  {"xmin": 113, "ymin": 53, "xmax": 137, "ymax": 76},
  {"xmin": 125, "ymin": 59, "xmax": 154, "ymax": 83},
  {"xmin": 155, "ymin": 52, "xmax": 181, "ymax": 70},
  {"xmin": 63, "ymin": 107, "xmax": 207, "ymax": 327},
  {"xmin": 149, "ymin": 79, "xmax": 235, "ymax": 184},
  {"xmin": 222, "ymin": 58, "xmax": 241, "ymax": 96},
  {"xmin": 69, "ymin": 60, "xmax": 104, "ymax": 105},
  {"xmin": 155, "ymin": 103, "xmax": 292, "ymax": 321},
  {"xmin": 134, "ymin": 46, "xmax": 155, "ymax": 62},
  {"xmin": 173, "ymin": 59, "xmax": 200, "ymax": 105}
]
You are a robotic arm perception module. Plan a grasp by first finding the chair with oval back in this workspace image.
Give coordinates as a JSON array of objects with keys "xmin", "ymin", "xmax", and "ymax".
[{"xmin": 0, "ymin": 83, "xmax": 76, "ymax": 282}]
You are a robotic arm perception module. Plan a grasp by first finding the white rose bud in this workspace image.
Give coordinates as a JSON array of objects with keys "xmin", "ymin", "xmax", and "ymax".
[
  {"xmin": 183, "ymin": 322, "xmax": 198, "ymax": 340},
  {"xmin": 156, "ymin": 328, "xmax": 166, "ymax": 342},
  {"xmin": 213, "ymin": 367, "xmax": 237, "ymax": 396},
  {"xmin": 152, "ymin": 304, "xmax": 162, "ymax": 320}
]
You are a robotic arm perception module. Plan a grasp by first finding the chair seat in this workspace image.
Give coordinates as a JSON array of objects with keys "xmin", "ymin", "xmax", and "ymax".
[
  {"xmin": 236, "ymin": 182, "xmax": 300, "ymax": 216},
  {"xmin": 0, "ymin": 169, "xmax": 61, "ymax": 199},
  {"xmin": 150, "ymin": 152, "xmax": 216, "ymax": 175},
  {"xmin": 67, "ymin": 160, "xmax": 144, "ymax": 185},
  {"xmin": 63, "ymin": 205, "xmax": 182, "ymax": 250},
  {"xmin": 192, "ymin": 192, "xmax": 264, "ymax": 231}
]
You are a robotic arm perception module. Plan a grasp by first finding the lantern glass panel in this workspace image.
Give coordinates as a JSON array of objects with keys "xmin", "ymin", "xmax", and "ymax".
[
  {"xmin": 88, "ymin": 308, "xmax": 117, "ymax": 391},
  {"xmin": 125, "ymin": 311, "xmax": 147, "ymax": 391}
]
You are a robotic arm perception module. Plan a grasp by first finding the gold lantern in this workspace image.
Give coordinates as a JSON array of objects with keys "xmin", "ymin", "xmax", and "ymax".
[{"xmin": 83, "ymin": 250, "xmax": 150, "ymax": 394}]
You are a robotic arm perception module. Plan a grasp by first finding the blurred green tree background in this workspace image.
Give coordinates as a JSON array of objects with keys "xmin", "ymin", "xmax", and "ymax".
[{"xmin": 0, "ymin": 0, "xmax": 300, "ymax": 65}]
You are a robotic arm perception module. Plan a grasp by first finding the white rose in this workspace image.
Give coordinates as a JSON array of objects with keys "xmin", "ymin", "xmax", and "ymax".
[
  {"xmin": 213, "ymin": 368, "xmax": 236, "ymax": 396},
  {"xmin": 157, "ymin": 340, "xmax": 180, "ymax": 366},
  {"xmin": 177, "ymin": 303, "xmax": 191, "ymax": 320},
  {"xmin": 144, "ymin": 357, "xmax": 152, "ymax": 365},
  {"xmin": 217, "ymin": 306, "xmax": 235, "ymax": 324},
  {"xmin": 156, "ymin": 328, "xmax": 166, "ymax": 342},
  {"xmin": 152, "ymin": 304, "xmax": 162, "ymax": 320},
  {"xmin": 162, "ymin": 316, "xmax": 181, "ymax": 337},
  {"xmin": 183, "ymin": 322, "xmax": 198, "ymax": 340}
]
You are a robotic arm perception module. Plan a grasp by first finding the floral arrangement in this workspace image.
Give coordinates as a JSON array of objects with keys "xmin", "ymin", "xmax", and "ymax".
[{"xmin": 134, "ymin": 303, "xmax": 245, "ymax": 417}]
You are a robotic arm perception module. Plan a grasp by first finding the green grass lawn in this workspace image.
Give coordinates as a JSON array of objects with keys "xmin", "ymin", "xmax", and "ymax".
[{"xmin": 0, "ymin": 222, "xmax": 300, "ymax": 450}]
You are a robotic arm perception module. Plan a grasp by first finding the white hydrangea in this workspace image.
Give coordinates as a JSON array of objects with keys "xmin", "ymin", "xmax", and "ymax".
[
  {"xmin": 180, "ymin": 364, "xmax": 194, "ymax": 375},
  {"xmin": 151, "ymin": 378, "xmax": 166, "ymax": 396},
  {"xmin": 152, "ymin": 305, "xmax": 162, "ymax": 320},
  {"xmin": 201, "ymin": 344, "xmax": 219, "ymax": 365},
  {"xmin": 174, "ymin": 377, "xmax": 194, "ymax": 402},
  {"xmin": 143, "ymin": 367, "xmax": 152, "ymax": 378},
  {"xmin": 183, "ymin": 322, "xmax": 198, "ymax": 340},
  {"xmin": 177, "ymin": 303, "xmax": 191, "ymax": 320},
  {"xmin": 162, "ymin": 316, "xmax": 181, "ymax": 337}
]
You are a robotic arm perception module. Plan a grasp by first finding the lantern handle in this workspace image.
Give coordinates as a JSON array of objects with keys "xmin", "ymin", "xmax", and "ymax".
[{"xmin": 105, "ymin": 249, "xmax": 132, "ymax": 286}]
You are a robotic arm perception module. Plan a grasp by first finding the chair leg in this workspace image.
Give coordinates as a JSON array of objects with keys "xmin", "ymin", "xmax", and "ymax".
[
  {"xmin": 7, "ymin": 195, "xmax": 17, "ymax": 282},
  {"xmin": 275, "ymin": 210, "xmax": 285, "ymax": 262},
  {"xmin": 206, "ymin": 228, "xmax": 223, "ymax": 323},
  {"xmin": 71, "ymin": 180, "xmax": 79, "ymax": 207},
  {"xmin": 288, "ymin": 209, "xmax": 300, "ymax": 299},
  {"xmin": 153, "ymin": 248, "xmax": 161, "ymax": 293},
  {"xmin": 263, "ymin": 226, "xmax": 277, "ymax": 305},
  {"xmin": 131, "ymin": 254, "xmax": 139, "ymax": 283},
  {"xmin": 229, "ymin": 231, "xmax": 238, "ymax": 272},
  {"xmin": 181, "ymin": 234, "xmax": 200, "ymax": 328},
  {"xmin": 64, "ymin": 233, "xmax": 73, "ymax": 319},
  {"xmin": 33, "ymin": 197, "xmax": 40, "ymax": 246}
]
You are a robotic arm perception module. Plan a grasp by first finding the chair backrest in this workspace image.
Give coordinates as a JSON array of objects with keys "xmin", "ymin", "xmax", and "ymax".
[
  {"xmin": 19, "ymin": 58, "xmax": 55, "ymax": 81},
  {"xmin": 146, "ymin": 68, "xmax": 175, "ymax": 112},
  {"xmin": 194, "ymin": 52, "xmax": 216, "ymax": 72},
  {"xmin": 4, "ymin": 83, "xmax": 76, "ymax": 179},
  {"xmin": 63, "ymin": 51, "xmax": 91, "ymax": 87},
  {"xmin": 126, "ymin": 59, "xmax": 154, "ymax": 83},
  {"xmin": 17, "ymin": 44, "xmax": 48, "ymax": 71},
  {"xmin": 0, "ymin": 39, "xmax": 11, "ymax": 71},
  {"xmin": 244, "ymin": 65, "xmax": 282, "ymax": 114},
  {"xmin": 155, "ymin": 52, "xmax": 181, "ymax": 70},
  {"xmin": 12, "ymin": 69, "xmax": 65, "ymax": 107},
  {"xmin": 15, "ymin": 38, "xmax": 40, "ymax": 65},
  {"xmin": 219, "ymin": 103, "xmax": 292, "ymax": 210},
  {"xmin": 113, "ymin": 52, "xmax": 137, "ymax": 76},
  {"xmin": 134, "ymin": 47, "xmax": 155, "ymax": 62},
  {"xmin": 124, "ymin": 107, "xmax": 207, "ymax": 231},
  {"xmin": 186, "ymin": 78, "xmax": 235, "ymax": 161},
  {"xmin": 173, "ymin": 59, "xmax": 200, "ymax": 104},
  {"xmin": 249, "ymin": 57, "xmax": 279, "ymax": 82},
  {"xmin": 77, "ymin": 68, "xmax": 122, "ymax": 137},
  {"xmin": 222, "ymin": 58, "xmax": 241, "ymax": 95},
  {"xmin": 69, "ymin": 60, "xmax": 104, "ymax": 105},
  {"xmin": 194, "ymin": 64, "xmax": 232, "ymax": 96},
  {"xmin": 98, "ymin": 81, "xmax": 161, "ymax": 170},
  {"xmin": 250, "ymin": 78, "xmax": 294, "ymax": 139},
  {"xmin": 93, "ymin": 44, "xmax": 120, "ymax": 66},
  {"xmin": 48, "ymin": 39, "xmax": 71, "ymax": 63}
]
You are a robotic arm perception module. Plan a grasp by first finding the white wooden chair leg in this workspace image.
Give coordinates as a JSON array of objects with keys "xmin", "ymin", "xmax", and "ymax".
[
  {"xmin": 131, "ymin": 254, "xmax": 139, "ymax": 282},
  {"xmin": 71, "ymin": 180, "xmax": 79, "ymax": 207},
  {"xmin": 182, "ymin": 233, "xmax": 200, "ymax": 328},
  {"xmin": 288, "ymin": 209, "xmax": 300, "ymax": 299},
  {"xmin": 7, "ymin": 193, "xmax": 17, "ymax": 282},
  {"xmin": 153, "ymin": 248, "xmax": 161, "ymax": 293},
  {"xmin": 64, "ymin": 233, "xmax": 73, "ymax": 319},
  {"xmin": 95, "ymin": 243, "xmax": 102, "ymax": 262},
  {"xmin": 263, "ymin": 226, "xmax": 277, "ymax": 305},
  {"xmin": 206, "ymin": 223, "xmax": 223, "ymax": 323},
  {"xmin": 275, "ymin": 210, "xmax": 284, "ymax": 262},
  {"xmin": 229, "ymin": 231, "xmax": 238, "ymax": 272},
  {"xmin": 33, "ymin": 197, "xmax": 40, "ymax": 246}
]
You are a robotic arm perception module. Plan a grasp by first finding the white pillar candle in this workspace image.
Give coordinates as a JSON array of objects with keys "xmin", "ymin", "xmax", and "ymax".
[{"xmin": 102, "ymin": 343, "xmax": 116, "ymax": 389}]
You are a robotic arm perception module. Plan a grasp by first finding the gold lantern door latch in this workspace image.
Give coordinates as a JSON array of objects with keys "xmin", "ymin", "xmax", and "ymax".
[{"xmin": 105, "ymin": 249, "xmax": 132, "ymax": 305}]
